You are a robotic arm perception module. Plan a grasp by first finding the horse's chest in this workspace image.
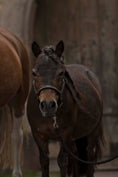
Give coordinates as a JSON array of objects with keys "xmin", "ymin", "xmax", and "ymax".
[
  {"xmin": 34, "ymin": 119, "xmax": 58, "ymax": 140},
  {"xmin": 33, "ymin": 113, "xmax": 73, "ymax": 141}
]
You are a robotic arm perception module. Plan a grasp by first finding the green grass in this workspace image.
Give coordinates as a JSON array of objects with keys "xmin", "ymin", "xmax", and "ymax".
[{"xmin": 0, "ymin": 170, "xmax": 60, "ymax": 177}]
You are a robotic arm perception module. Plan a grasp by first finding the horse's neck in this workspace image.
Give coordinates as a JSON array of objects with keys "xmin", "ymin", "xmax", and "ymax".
[
  {"xmin": 56, "ymin": 86, "xmax": 77, "ymax": 130},
  {"xmin": 61, "ymin": 85, "xmax": 75, "ymax": 112}
]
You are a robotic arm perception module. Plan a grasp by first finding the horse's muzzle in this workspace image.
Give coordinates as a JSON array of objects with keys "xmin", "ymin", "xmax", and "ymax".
[{"xmin": 39, "ymin": 100, "xmax": 58, "ymax": 117}]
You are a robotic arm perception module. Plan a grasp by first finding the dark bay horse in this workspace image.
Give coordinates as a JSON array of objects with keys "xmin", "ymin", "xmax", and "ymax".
[
  {"xmin": 27, "ymin": 41, "xmax": 104, "ymax": 177},
  {"xmin": 0, "ymin": 28, "xmax": 30, "ymax": 177}
]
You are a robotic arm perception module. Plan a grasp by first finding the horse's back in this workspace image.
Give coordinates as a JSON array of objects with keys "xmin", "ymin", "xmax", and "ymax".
[
  {"xmin": 66, "ymin": 64, "xmax": 101, "ymax": 95},
  {"xmin": 0, "ymin": 28, "xmax": 29, "ymax": 109}
]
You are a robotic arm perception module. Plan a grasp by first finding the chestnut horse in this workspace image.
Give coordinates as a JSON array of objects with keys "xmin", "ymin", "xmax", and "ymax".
[
  {"xmin": 0, "ymin": 28, "xmax": 30, "ymax": 177},
  {"xmin": 27, "ymin": 41, "xmax": 104, "ymax": 177}
]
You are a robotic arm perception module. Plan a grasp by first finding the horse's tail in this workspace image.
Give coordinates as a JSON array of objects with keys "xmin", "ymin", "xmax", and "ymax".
[
  {"xmin": 75, "ymin": 120, "xmax": 104, "ymax": 176},
  {"xmin": 75, "ymin": 137, "xmax": 88, "ymax": 175},
  {"xmin": 0, "ymin": 104, "xmax": 31, "ymax": 170},
  {"xmin": 0, "ymin": 105, "xmax": 13, "ymax": 169},
  {"xmin": 22, "ymin": 103, "xmax": 31, "ymax": 141}
]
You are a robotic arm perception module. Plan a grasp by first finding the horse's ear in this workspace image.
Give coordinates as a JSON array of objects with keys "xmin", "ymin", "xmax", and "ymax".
[
  {"xmin": 32, "ymin": 41, "xmax": 41, "ymax": 57},
  {"xmin": 55, "ymin": 40, "xmax": 64, "ymax": 57}
]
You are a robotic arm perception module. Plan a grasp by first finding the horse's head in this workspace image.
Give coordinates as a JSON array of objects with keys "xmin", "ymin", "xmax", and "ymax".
[{"xmin": 32, "ymin": 41, "xmax": 66, "ymax": 117}]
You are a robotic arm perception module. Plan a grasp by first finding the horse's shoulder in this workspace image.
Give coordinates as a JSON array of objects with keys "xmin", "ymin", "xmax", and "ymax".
[{"xmin": 66, "ymin": 64, "xmax": 94, "ymax": 77}]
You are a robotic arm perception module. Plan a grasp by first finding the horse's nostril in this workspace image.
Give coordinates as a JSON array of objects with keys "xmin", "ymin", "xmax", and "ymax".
[
  {"xmin": 49, "ymin": 101, "xmax": 56, "ymax": 109},
  {"xmin": 40, "ymin": 101, "xmax": 47, "ymax": 111},
  {"xmin": 40, "ymin": 100, "xmax": 57, "ymax": 115}
]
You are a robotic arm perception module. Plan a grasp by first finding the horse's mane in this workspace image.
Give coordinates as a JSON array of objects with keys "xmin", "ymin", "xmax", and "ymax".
[
  {"xmin": 42, "ymin": 46, "xmax": 55, "ymax": 57},
  {"xmin": 65, "ymin": 70, "xmax": 87, "ymax": 113},
  {"xmin": 42, "ymin": 46, "xmax": 64, "ymax": 65}
]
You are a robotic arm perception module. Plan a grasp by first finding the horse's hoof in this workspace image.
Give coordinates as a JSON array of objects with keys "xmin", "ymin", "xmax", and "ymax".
[{"xmin": 12, "ymin": 170, "xmax": 22, "ymax": 177}]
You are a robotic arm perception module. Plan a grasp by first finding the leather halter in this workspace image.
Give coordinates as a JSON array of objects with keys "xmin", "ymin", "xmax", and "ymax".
[{"xmin": 33, "ymin": 79, "xmax": 65, "ymax": 97}]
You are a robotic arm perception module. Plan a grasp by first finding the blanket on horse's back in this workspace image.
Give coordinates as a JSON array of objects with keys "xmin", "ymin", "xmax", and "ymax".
[{"xmin": 65, "ymin": 64, "xmax": 103, "ymax": 139}]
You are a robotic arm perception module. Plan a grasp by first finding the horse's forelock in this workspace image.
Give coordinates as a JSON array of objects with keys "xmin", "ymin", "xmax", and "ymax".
[
  {"xmin": 43, "ymin": 46, "xmax": 55, "ymax": 56},
  {"xmin": 41, "ymin": 46, "xmax": 63, "ymax": 66}
]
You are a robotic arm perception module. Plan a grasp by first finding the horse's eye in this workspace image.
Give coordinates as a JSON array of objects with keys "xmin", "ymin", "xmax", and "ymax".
[{"xmin": 32, "ymin": 70, "xmax": 37, "ymax": 77}]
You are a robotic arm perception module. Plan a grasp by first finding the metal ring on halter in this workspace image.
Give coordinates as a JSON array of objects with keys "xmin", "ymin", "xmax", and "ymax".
[{"xmin": 53, "ymin": 116, "xmax": 59, "ymax": 128}]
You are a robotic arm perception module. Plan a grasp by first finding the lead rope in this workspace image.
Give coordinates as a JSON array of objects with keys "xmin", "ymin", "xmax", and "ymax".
[{"xmin": 53, "ymin": 116, "xmax": 118, "ymax": 165}]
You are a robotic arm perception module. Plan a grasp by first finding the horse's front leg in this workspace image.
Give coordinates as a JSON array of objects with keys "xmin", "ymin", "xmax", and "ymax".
[
  {"xmin": 11, "ymin": 112, "xmax": 23, "ymax": 177},
  {"xmin": 33, "ymin": 133, "xmax": 49, "ymax": 177},
  {"xmin": 57, "ymin": 144, "xmax": 68, "ymax": 177},
  {"xmin": 39, "ymin": 144, "xmax": 49, "ymax": 177}
]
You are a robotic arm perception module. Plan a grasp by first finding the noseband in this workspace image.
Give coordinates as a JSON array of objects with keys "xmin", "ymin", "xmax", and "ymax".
[{"xmin": 33, "ymin": 79, "xmax": 65, "ymax": 101}]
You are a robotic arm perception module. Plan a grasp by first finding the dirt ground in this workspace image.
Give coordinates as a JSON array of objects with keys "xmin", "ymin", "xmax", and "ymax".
[
  {"xmin": 1, "ymin": 170, "xmax": 118, "ymax": 177},
  {"xmin": 95, "ymin": 171, "xmax": 118, "ymax": 177}
]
